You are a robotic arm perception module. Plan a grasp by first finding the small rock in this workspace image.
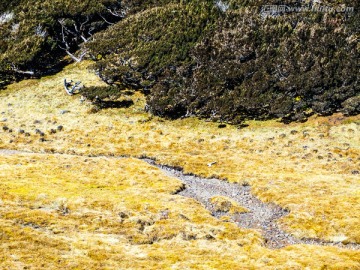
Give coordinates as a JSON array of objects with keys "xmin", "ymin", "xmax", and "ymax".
[
  {"xmin": 39, "ymin": 138, "xmax": 46, "ymax": 142},
  {"xmin": 351, "ymin": 170, "xmax": 359, "ymax": 175},
  {"xmin": 290, "ymin": 130, "xmax": 298, "ymax": 135},
  {"xmin": 159, "ymin": 210, "xmax": 169, "ymax": 220},
  {"xmin": 24, "ymin": 132, "xmax": 30, "ymax": 137},
  {"xmin": 2, "ymin": 126, "xmax": 9, "ymax": 131},
  {"xmin": 56, "ymin": 125, "xmax": 63, "ymax": 131},
  {"xmin": 59, "ymin": 110, "xmax": 70, "ymax": 115},
  {"xmin": 218, "ymin": 124, "xmax": 227, "ymax": 128},
  {"xmin": 33, "ymin": 120, "xmax": 41, "ymax": 124},
  {"xmin": 18, "ymin": 129, "xmax": 25, "ymax": 134},
  {"xmin": 49, "ymin": 129, "xmax": 57, "ymax": 134},
  {"xmin": 35, "ymin": 129, "xmax": 45, "ymax": 137},
  {"xmin": 1, "ymin": 118, "xmax": 7, "ymax": 122},
  {"xmin": 207, "ymin": 161, "xmax": 217, "ymax": 167},
  {"xmin": 118, "ymin": 212, "xmax": 129, "ymax": 221}
]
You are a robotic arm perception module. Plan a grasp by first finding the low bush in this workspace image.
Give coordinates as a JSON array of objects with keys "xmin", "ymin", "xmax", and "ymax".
[{"xmin": 87, "ymin": 0, "xmax": 359, "ymax": 123}]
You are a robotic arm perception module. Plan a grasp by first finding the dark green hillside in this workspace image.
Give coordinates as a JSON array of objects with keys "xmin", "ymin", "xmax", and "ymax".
[
  {"xmin": 87, "ymin": 0, "xmax": 359, "ymax": 123},
  {"xmin": 0, "ymin": 0, "xmax": 126, "ymax": 87}
]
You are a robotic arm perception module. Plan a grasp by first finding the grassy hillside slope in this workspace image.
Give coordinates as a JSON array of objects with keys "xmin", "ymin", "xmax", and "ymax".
[{"xmin": 0, "ymin": 61, "xmax": 359, "ymax": 268}]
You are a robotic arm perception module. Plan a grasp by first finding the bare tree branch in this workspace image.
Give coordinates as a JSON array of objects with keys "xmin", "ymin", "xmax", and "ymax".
[
  {"xmin": 106, "ymin": 8, "xmax": 126, "ymax": 18},
  {"xmin": 98, "ymin": 13, "xmax": 114, "ymax": 25},
  {"xmin": 10, "ymin": 64, "xmax": 34, "ymax": 75},
  {"xmin": 64, "ymin": 49, "xmax": 87, "ymax": 62},
  {"xmin": 80, "ymin": 15, "xmax": 90, "ymax": 32}
]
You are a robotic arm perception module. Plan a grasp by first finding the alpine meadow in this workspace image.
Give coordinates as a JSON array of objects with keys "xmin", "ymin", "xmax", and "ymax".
[{"xmin": 0, "ymin": 1, "xmax": 359, "ymax": 269}]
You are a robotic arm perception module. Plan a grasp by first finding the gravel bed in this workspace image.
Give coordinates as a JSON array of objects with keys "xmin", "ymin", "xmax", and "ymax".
[{"xmin": 143, "ymin": 158, "xmax": 360, "ymax": 250}]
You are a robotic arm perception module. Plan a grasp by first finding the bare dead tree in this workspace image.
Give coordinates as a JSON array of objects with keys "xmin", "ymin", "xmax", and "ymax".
[
  {"xmin": 74, "ymin": 15, "xmax": 90, "ymax": 42},
  {"xmin": 57, "ymin": 17, "xmax": 91, "ymax": 62}
]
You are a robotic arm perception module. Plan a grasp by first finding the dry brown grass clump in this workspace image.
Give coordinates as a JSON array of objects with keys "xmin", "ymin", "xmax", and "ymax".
[{"xmin": 209, "ymin": 196, "xmax": 248, "ymax": 214}]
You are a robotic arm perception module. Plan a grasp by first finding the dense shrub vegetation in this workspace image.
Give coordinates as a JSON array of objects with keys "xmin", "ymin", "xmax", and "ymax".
[
  {"xmin": 1, "ymin": 0, "xmax": 359, "ymax": 123},
  {"xmin": 0, "ymin": 0, "xmax": 126, "ymax": 87},
  {"xmin": 86, "ymin": 0, "xmax": 359, "ymax": 123}
]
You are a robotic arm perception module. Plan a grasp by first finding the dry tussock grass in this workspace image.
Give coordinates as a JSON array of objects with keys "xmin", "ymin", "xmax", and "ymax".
[
  {"xmin": 209, "ymin": 196, "xmax": 248, "ymax": 214},
  {"xmin": 0, "ymin": 61, "xmax": 359, "ymax": 268}
]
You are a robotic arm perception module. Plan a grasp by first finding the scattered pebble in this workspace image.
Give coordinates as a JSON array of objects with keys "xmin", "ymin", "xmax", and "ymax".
[
  {"xmin": 207, "ymin": 162, "xmax": 217, "ymax": 167},
  {"xmin": 49, "ymin": 129, "xmax": 57, "ymax": 134}
]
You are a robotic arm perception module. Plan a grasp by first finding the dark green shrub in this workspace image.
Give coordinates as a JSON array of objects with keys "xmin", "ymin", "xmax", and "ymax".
[
  {"xmin": 86, "ymin": 0, "xmax": 220, "ymax": 89},
  {"xmin": 0, "ymin": 0, "xmax": 125, "ymax": 88},
  {"xmin": 88, "ymin": 0, "xmax": 359, "ymax": 123}
]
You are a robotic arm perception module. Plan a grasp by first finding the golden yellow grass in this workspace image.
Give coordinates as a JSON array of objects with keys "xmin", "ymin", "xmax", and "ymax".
[
  {"xmin": 0, "ymin": 152, "xmax": 359, "ymax": 269},
  {"xmin": 209, "ymin": 196, "xmax": 248, "ymax": 214},
  {"xmin": 0, "ymin": 61, "xmax": 359, "ymax": 268}
]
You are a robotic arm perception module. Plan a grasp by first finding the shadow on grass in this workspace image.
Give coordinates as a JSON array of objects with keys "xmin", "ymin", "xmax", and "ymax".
[{"xmin": 97, "ymin": 99, "xmax": 134, "ymax": 109}]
